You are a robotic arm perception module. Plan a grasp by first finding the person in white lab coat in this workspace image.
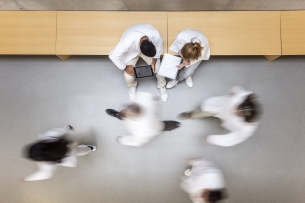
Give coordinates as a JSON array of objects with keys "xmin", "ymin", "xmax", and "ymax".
[
  {"xmin": 179, "ymin": 86, "xmax": 261, "ymax": 147},
  {"xmin": 105, "ymin": 93, "xmax": 181, "ymax": 147},
  {"xmin": 109, "ymin": 24, "xmax": 168, "ymax": 102},
  {"xmin": 22, "ymin": 125, "xmax": 96, "ymax": 181},
  {"xmin": 180, "ymin": 158, "xmax": 226, "ymax": 203},
  {"xmin": 166, "ymin": 29, "xmax": 210, "ymax": 89}
]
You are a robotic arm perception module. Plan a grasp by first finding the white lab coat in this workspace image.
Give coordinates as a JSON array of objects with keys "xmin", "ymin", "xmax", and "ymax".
[
  {"xmin": 24, "ymin": 125, "xmax": 77, "ymax": 181},
  {"xmin": 180, "ymin": 159, "xmax": 225, "ymax": 203},
  {"xmin": 169, "ymin": 29, "xmax": 210, "ymax": 67},
  {"xmin": 202, "ymin": 87, "xmax": 259, "ymax": 147},
  {"xmin": 119, "ymin": 93, "xmax": 165, "ymax": 147},
  {"xmin": 109, "ymin": 24, "xmax": 163, "ymax": 70}
]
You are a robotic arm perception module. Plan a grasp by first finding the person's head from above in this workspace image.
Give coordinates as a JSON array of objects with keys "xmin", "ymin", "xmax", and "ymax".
[
  {"xmin": 119, "ymin": 104, "xmax": 142, "ymax": 119},
  {"xmin": 201, "ymin": 189, "xmax": 225, "ymax": 203},
  {"xmin": 140, "ymin": 36, "xmax": 156, "ymax": 57},
  {"xmin": 236, "ymin": 94, "xmax": 261, "ymax": 123},
  {"xmin": 180, "ymin": 39, "xmax": 203, "ymax": 62},
  {"xmin": 24, "ymin": 138, "xmax": 70, "ymax": 163}
]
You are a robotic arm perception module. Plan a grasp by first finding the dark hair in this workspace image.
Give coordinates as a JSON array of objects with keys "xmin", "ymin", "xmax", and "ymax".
[
  {"xmin": 24, "ymin": 138, "xmax": 70, "ymax": 163},
  {"xmin": 202, "ymin": 189, "xmax": 226, "ymax": 203},
  {"xmin": 140, "ymin": 40, "xmax": 156, "ymax": 57},
  {"xmin": 237, "ymin": 94, "xmax": 261, "ymax": 123}
]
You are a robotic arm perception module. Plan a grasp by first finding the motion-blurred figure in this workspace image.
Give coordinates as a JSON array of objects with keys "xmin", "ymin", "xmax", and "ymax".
[
  {"xmin": 180, "ymin": 158, "xmax": 226, "ymax": 203},
  {"xmin": 106, "ymin": 92, "xmax": 181, "ymax": 146},
  {"xmin": 179, "ymin": 86, "xmax": 261, "ymax": 147},
  {"xmin": 22, "ymin": 125, "xmax": 96, "ymax": 181}
]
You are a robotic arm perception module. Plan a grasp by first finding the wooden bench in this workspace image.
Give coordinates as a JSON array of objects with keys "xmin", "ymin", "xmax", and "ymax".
[
  {"xmin": 0, "ymin": 11, "xmax": 56, "ymax": 54},
  {"xmin": 56, "ymin": 11, "xmax": 168, "ymax": 60},
  {"xmin": 168, "ymin": 11, "xmax": 282, "ymax": 61},
  {"xmin": 281, "ymin": 11, "xmax": 305, "ymax": 55},
  {"xmin": 1, "ymin": 11, "xmax": 304, "ymax": 61}
]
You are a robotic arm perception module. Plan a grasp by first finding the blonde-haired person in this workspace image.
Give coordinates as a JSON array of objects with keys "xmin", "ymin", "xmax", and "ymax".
[{"xmin": 166, "ymin": 29, "xmax": 210, "ymax": 89}]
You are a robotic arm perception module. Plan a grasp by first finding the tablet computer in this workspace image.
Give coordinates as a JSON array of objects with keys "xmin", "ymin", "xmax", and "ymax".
[{"xmin": 134, "ymin": 65, "xmax": 154, "ymax": 78}]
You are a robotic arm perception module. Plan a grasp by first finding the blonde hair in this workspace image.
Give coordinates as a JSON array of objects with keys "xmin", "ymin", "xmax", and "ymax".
[{"xmin": 180, "ymin": 39, "xmax": 203, "ymax": 61}]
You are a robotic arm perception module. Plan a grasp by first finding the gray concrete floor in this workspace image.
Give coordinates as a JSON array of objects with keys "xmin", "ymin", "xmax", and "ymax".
[
  {"xmin": 1, "ymin": 0, "xmax": 305, "ymax": 10},
  {"xmin": 0, "ymin": 55, "xmax": 305, "ymax": 203}
]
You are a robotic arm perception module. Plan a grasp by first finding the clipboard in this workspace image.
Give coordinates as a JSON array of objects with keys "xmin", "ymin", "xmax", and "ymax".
[
  {"xmin": 134, "ymin": 65, "xmax": 154, "ymax": 78},
  {"xmin": 158, "ymin": 54, "xmax": 182, "ymax": 79}
]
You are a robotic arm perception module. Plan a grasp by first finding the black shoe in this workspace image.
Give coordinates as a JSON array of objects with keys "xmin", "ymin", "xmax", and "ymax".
[
  {"xmin": 163, "ymin": 121, "xmax": 181, "ymax": 131},
  {"xmin": 106, "ymin": 109, "xmax": 122, "ymax": 120}
]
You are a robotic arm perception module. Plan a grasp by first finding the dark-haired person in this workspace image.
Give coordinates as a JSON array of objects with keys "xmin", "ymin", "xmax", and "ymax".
[
  {"xmin": 180, "ymin": 158, "xmax": 226, "ymax": 203},
  {"xmin": 105, "ymin": 92, "xmax": 181, "ymax": 146},
  {"xmin": 22, "ymin": 125, "xmax": 96, "ymax": 181},
  {"xmin": 179, "ymin": 86, "xmax": 261, "ymax": 147},
  {"xmin": 109, "ymin": 24, "xmax": 168, "ymax": 102},
  {"xmin": 166, "ymin": 29, "xmax": 210, "ymax": 89}
]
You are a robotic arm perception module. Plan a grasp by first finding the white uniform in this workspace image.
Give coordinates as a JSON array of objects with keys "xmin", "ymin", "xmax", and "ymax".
[
  {"xmin": 109, "ymin": 24, "xmax": 163, "ymax": 70},
  {"xmin": 118, "ymin": 93, "xmax": 165, "ymax": 147},
  {"xmin": 169, "ymin": 29, "xmax": 210, "ymax": 67},
  {"xmin": 180, "ymin": 159, "xmax": 225, "ymax": 203},
  {"xmin": 24, "ymin": 126, "xmax": 91, "ymax": 181},
  {"xmin": 202, "ymin": 87, "xmax": 259, "ymax": 147}
]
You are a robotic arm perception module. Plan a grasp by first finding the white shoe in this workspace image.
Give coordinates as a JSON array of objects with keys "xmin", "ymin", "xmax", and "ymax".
[
  {"xmin": 184, "ymin": 169, "xmax": 192, "ymax": 176},
  {"xmin": 129, "ymin": 87, "xmax": 136, "ymax": 101},
  {"xmin": 159, "ymin": 87, "xmax": 168, "ymax": 102},
  {"xmin": 186, "ymin": 76, "xmax": 193, "ymax": 87},
  {"xmin": 166, "ymin": 80, "xmax": 178, "ymax": 89},
  {"xmin": 78, "ymin": 145, "xmax": 97, "ymax": 151}
]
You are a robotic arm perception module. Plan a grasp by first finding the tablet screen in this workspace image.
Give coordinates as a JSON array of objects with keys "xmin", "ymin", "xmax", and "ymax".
[{"xmin": 134, "ymin": 65, "xmax": 154, "ymax": 78}]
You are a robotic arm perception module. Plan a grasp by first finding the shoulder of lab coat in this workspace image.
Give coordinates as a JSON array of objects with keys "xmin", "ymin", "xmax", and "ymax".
[
  {"xmin": 230, "ymin": 89, "xmax": 254, "ymax": 109},
  {"xmin": 37, "ymin": 125, "xmax": 71, "ymax": 141},
  {"xmin": 206, "ymin": 122, "xmax": 258, "ymax": 147},
  {"xmin": 202, "ymin": 87, "xmax": 253, "ymax": 113},
  {"xmin": 151, "ymin": 35, "xmax": 163, "ymax": 59},
  {"xmin": 109, "ymin": 38, "xmax": 133, "ymax": 70},
  {"xmin": 180, "ymin": 160, "xmax": 224, "ymax": 198},
  {"xmin": 60, "ymin": 143, "xmax": 77, "ymax": 167},
  {"xmin": 169, "ymin": 29, "xmax": 210, "ymax": 66}
]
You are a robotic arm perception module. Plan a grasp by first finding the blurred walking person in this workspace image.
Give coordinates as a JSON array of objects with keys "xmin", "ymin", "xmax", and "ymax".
[
  {"xmin": 22, "ymin": 125, "xmax": 96, "ymax": 181},
  {"xmin": 179, "ymin": 86, "xmax": 261, "ymax": 147},
  {"xmin": 180, "ymin": 158, "xmax": 227, "ymax": 203},
  {"xmin": 106, "ymin": 92, "xmax": 181, "ymax": 146}
]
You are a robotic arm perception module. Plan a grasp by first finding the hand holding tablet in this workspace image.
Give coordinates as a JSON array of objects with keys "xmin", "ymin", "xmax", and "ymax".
[{"xmin": 134, "ymin": 65, "xmax": 154, "ymax": 78}]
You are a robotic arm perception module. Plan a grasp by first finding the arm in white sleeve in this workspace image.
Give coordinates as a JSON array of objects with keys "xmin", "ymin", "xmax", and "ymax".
[
  {"xmin": 38, "ymin": 125, "xmax": 71, "ymax": 140},
  {"xmin": 24, "ymin": 162, "xmax": 58, "ymax": 181},
  {"xmin": 230, "ymin": 86, "xmax": 246, "ymax": 95},
  {"xmin": 109, "ymin": 41, "xmax": 131, "ymax": 70},
  {"xmin": 118, "ymin": 135, "xmax": 151, "ymax": 147},
  {"xmin": 153, "ymin": 37, "xmax": 163, "ymax": 59},
  {"xmin": 206, "ymin": 130, "xmax": 251, "ymax": 147}
]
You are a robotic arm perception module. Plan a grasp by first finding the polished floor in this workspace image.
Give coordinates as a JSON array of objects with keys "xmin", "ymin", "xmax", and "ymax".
[{"xmin": 0, "ymin": 55, "xmax": 305, "ymax": 203}]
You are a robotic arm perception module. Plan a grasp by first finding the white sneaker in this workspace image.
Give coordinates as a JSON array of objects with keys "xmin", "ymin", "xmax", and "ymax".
[
  {"xmin": 184, "ymin": 169, "xmax": 192, "ymax": 176},
  {"xmin": 166, "ymin": 80, "xmax": 178, "ymax": 89},
  {"xmin": 186, "ymin": 76, "xmax": 193, "ymax": 87},
  {"xmin": 129, "ymin": 87, "xmax": 136, "ymax": 101},
  {"xmin": 78, "ymin": 145, "xmax": 97, "ymax": 151},
  {"xmin": 159, "ymin": 87, "xmax": 168, "ymax": 102}
]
